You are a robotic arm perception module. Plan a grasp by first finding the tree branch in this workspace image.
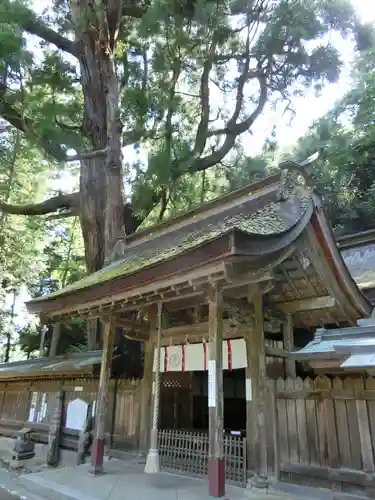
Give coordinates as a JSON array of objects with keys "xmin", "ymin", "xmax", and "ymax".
[
  {"xmin": 19, "ymin": 11, "xmax": 78, "ymax": 56},
  {"xmin": 188, "ymin": 75, "xmax": 268, "ymax": 173},
  {"xmin": 55, "ymin": 116, "xmax": 84, "ymax": 134},
  {"xmin": 0, "ymin": 192, "xmax": 80, "ymax": 217},
  {"xmin": 192, "ymin": 36, "xmax": 218, "ymax": 157},
  {"xmin": 46, "ymin": 211, "xmax": 78, "ymax": 220},
  {"xmin": 66, "ymin": 147, "xmax": 108, "ymax": 162},
  {"xmin": 122, "ymin": 2, "xmax": 149, "ymax": 18},
  {"xmin": 174, "ymin": 29, "xmax": 269, "ymax": 175},
  {"xmin": 0, "ymin": 92, "xmax": 69, "ymax": 161},
  {"xmin": 123, "ymin": 128, "xmax": 150, "ymax": 146}
]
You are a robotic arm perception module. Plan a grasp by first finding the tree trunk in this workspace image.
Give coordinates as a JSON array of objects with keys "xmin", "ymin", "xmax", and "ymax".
[
  {"xmin": 72, "ymin": 0, "xmax": 125, "ymax": 274},
  {"xmin": 4, "ymin": 289, "xmax": 16, "ymax": 363},
  {"xmin": 79, "ymin": 157, "xmax": 107, "ymax": 273},
  {"xmin": 70, "ymin": 0, "xmax": 125, "ymax": 351}
]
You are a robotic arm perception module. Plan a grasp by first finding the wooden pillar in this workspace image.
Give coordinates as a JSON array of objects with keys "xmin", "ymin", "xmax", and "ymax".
[
  {"xmin": 46, "ymin": 388, "xmax": 64, "ymax": 467},
  {"xmin": 144, "ymin": 302, "xmax": 163, "ymax": 473},
  {"xmin": 49, "ymin": 323, "xmax": 61, "ymax": 357},
  {"xmin": 245, "ymin": 290, "xmax": 267, "ymax": 475},
  {"xmin": 139, "ymin": 307, "xmax": 156, "ymax": 456},
  {"xmin": 89, "ymin": 316, "xmax": 115, "ymax": 475},
  {"xmin": 189, "ymin": 372, "xmax": 194, "ymax": 429},
  {"xmin": 208, "ymin": 284, "xmax": 225, "ymax": 498},
  {"xmin": 105, "ymin": 379, "xmax": 117, "ymax": 449},
  {"xmin": 283, "ymin": 314, "xmax": 296, "ymax": 379}
]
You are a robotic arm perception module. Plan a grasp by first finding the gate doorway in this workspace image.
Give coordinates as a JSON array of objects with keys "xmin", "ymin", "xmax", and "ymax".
[{"xmin": 159, "ymin": 370, "xmax": 247, "ymax": 487}]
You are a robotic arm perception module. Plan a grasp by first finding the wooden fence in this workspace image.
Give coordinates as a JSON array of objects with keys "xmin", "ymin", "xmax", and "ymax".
[
  {"xmin": 266, "ymin": 376, "xmax": 375, "ymax": 498},
  {"xmin": 0, "ymin": 378, "xmax": 141, "ymax": 452},
  {"xmin": 158, "ymin": 429, "xmax": 247, "ymax": 486}
]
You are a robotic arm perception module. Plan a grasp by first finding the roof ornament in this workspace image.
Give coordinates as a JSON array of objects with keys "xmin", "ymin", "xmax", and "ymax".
[{"xmin": 277, "ymin": 151, "xmax": 319, "ymax": 201}]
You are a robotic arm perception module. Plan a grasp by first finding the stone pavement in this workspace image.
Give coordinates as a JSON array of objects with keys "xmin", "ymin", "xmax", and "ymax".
[
  {"xmin": 0, "ymin": 438, "xmax": 356, "ymax": 500},
  {"xmin": 0, "ymin": 487, "xmax": 24, "ymax": 500},
  {"xmin": 5, "ymin": 458, "xmax": 293, "ymax": 500}
]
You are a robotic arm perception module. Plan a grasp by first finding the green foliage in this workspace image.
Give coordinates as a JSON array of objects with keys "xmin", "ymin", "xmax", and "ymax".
[
  {"xmin": 18, "ymin": 318, "xmax": 87, "ymax": 358},
  {"xmin": 0, "ymin": 127, "xmax": 85, "ymax": 359},
  {"xmin": 0, "ymin": 131, "xmax": 48, "ymax": 288},
  {"xmin": 293, "ymin": 45, "xmax": 375, "ymax": 234},
  {"xmin": 1, "ymin": 0, "xmax": 367, "ymax": 217}
]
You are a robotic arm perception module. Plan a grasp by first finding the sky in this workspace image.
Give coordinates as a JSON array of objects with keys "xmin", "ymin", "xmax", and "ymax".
[
  {"xmin": 44, "ymin": 0, "xmax": 375, "ymax": 183},
  {"xmin": 245, "ymin": 0, "xmax": 375, "ymax": 155}
]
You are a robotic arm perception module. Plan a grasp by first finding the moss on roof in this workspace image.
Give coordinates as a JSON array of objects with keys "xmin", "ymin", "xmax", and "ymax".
[
  {"xmin": 0, "ymin": 351, "xmax": 102, "ymax": 379},
  {"xmin": 29, "ymin": 189, "xmax": 310, "ymax": 304}
]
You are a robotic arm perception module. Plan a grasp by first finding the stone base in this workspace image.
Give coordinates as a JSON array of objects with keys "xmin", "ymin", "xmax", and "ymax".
[
  {"xmin": 247, "ymin": 473, "xmax": 269, "ymax": 490},
  {"xmin": 88, "ymin": 463, "xmax": 104, "ymax": 475},
  {"xmin": 144, "ymin": 448, "xmax": 160, "ymax": 474},
  {"xmin": 208, "ymin": 457, "xmax": 225, "ymax": 498},
  {"xmin": 9, "ymin": 459, "xmax": 26, "ymax": 470}
]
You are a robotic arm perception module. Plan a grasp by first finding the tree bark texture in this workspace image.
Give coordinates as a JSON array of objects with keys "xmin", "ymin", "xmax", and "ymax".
[{"xmin": 71, "ymin": 0, "xmax": 125, "ymax": 273}]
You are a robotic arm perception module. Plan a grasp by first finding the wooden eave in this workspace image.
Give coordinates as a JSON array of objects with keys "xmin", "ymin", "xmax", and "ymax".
[
  {"xmin": 30, "ymin": 228, "xmax": 302, "ymax": 322},
  {"xmin": 27, "ymin": 186, "xmax": 312, "ymax": 320},
  {"xmin": 309, "ymin": 194, "xmax": 372, "ymax": 320},
  {"xmin": 337, "ymin": 228, "xmax": 375, "ymax": 250},
  {"xmin": 25, "ymin": 179, "xmax": 372, "ymax": 326},
  {"xmin": 266, "ymin": 223, "xmax": 371, "ymax": 327},
  {"xmin": 29, "ymin": 232, "xmax": 234, "ymax": 320}
]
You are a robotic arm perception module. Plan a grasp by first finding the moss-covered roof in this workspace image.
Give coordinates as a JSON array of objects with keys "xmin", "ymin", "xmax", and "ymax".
[
  {"xmin": 0, "ymin": 351, "xmax": 102, "ymax": 380},
  {"xmin": 29, "ymin": 187, "xmax": 310, "ymax": 305}
]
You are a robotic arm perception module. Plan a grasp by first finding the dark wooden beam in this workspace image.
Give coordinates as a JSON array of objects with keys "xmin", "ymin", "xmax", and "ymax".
[
  {"xmin": 246, "ymin": 291, "xmax": 267, "ymax": 475},
  {"xmin": 265, "ymin": 346, "xmax": 289, "ymax": 358},
  {"xmin": 277, "ymin": 296, "xmax": 336, "ymax": 314},
  {"xmin": 283, "ymin": 314, "xmax": 296, "ymax": 378},
  {"xmin": 208, "ymin": 284, "xmax": 225, "ymax": 498},
  {"xmin": 113, "ymin": 317, "xmax": 148, "ymax": 331},
  {"xmin": 90, "ymin": 316, "xmax": 115, "ymax": 475}
]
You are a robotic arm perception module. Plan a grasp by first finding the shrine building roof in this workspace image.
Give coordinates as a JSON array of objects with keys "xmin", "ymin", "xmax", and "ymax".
[
  {"xmin": 25, "ymin": 165, "xmax": 372, "ymax": 326},
  {"xmin": 0, "ymin": 351, "xmax": 102, "ymax": 380},
  {"xmin": 294, "ymin": 317, "xmax": 375, "ymax": 374}
]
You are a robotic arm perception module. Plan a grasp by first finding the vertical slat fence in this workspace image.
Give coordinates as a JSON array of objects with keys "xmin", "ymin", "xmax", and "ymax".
[{"xmin": 267, "ymin": 376, "xmax": 375, "ymax": 498}]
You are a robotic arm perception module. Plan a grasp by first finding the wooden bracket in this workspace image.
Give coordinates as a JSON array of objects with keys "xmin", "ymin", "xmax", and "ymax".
[
  {"xmin": 277, "ymin": 296, "xmax": 336, "ymax": 314},
  {"xmin": 247, "ymin": 280, "xmax": 275, "ymax": 303}
]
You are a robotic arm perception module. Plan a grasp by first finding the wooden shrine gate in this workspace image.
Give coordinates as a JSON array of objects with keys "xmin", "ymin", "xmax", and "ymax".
[{"xmin": 158, "ymin": 429, "xmax": 247, "ymax": 487}]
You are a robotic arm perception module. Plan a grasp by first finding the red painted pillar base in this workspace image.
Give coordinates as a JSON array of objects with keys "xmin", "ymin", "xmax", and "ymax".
[
  {"xmin": 89, "ymin": 438, "xmax": 105, "ymax": 475},
  {"xmin": 208, "ymin": 457, "xmax": 225, "ymax": 498}
]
